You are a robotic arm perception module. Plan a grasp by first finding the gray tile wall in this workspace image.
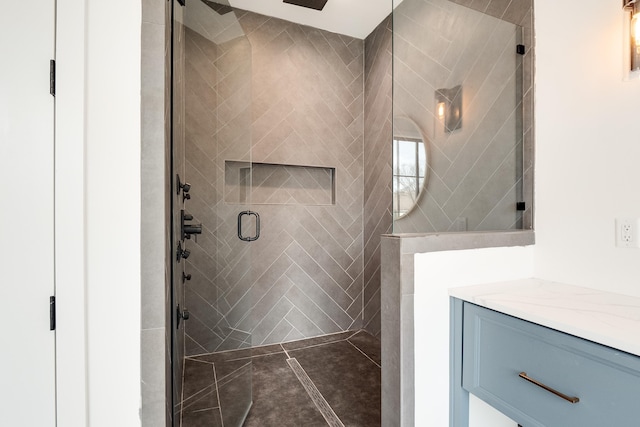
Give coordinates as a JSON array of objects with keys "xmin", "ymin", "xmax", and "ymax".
[
  {"xmin": 140, "ymin": 0, "xmax": 170, "ymax": 425},
  {"xmin": 363, "ymin": 16, "xmax": 393, "ymax": 338},
  {"xmin": 241, "ymin": 10, "xmax": 365, "ymax": 345},
  {"xmin": 392, "ymin": 0, "xmax": 533, "ymax": 233},
  {"xmin": 182, "ymin": 7, "xmax": 365, "ymax": 355},
  {"xmin": 183, "ymin": 17, "xmax": 252, "ymax": 354}
]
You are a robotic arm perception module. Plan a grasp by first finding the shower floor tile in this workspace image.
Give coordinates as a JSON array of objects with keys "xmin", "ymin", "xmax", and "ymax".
[{"xmin": 180, "ymin": 330, "xmax": 381, "ymax": 427}]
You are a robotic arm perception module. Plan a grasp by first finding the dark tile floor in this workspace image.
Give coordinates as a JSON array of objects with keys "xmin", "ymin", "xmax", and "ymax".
[{"xmin": 180, "ymin": 330, "xmax": 381, "ymax": 427}]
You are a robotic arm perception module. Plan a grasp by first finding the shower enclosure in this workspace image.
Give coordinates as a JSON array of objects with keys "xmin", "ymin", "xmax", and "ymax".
[
  {"xmin": 167, "ymin": 0, "xmax": 533, "ymax": 425},
  {"xmin": 170, "ymin": 0, "xmax": 374, "ymax": 425}
]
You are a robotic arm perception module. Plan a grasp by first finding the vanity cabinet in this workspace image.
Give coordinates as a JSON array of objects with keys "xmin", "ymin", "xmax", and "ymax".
[{"xmin": 453, "ymin": 300, "xmax": 640, "ymax": 427}]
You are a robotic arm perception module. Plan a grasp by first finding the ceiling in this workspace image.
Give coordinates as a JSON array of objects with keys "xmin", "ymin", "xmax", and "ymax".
[{"xmin": 228, "ymin": 0, "xmax": 393, "ymax": 39}]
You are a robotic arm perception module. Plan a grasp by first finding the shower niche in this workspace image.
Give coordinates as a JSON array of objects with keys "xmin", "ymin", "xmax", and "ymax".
[{"xmin": 225, "ymin": 161, "xmax": 336, "ymax": 205}]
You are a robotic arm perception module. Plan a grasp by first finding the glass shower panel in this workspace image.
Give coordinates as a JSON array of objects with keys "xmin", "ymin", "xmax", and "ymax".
[
  {"xmin": 171, "ymin": 2, "xmax": 186, "ymax": 424},
  {"xmin": 392, "ymin": 0, "xmax": 532, "ymax": 233},
  {"xmin": 172, "ymin": 0, "xmax": 253, "ymax": 425}
]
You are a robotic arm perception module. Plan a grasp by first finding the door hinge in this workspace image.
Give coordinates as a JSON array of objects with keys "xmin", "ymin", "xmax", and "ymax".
[
  {"xmin": 49, "ymin": 59, "xmax": 56, "ymax": 96},
  {"xmin": 516, "ymin": 44, "xmax": 525, "ymax": 55},
  {"xmin": 50, "ymin": 296, "xmax": 56, "ymax": 331}
]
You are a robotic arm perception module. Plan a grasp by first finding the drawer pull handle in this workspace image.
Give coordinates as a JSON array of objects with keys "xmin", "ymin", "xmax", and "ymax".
[{"xmin": 518, "ymin": 372, "xmax": 580, "ymax": 404}]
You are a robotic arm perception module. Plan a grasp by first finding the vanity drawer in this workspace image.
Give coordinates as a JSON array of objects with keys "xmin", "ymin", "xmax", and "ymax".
[{"xmin": 462, "ymin": 302, "xmax": 640, "ymax": 427}]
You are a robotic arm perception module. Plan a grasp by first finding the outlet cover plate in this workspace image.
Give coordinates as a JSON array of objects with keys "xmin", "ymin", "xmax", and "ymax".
[{"xmin": 616, "ymin": 218, "xmax": 640, "ymax": 248}]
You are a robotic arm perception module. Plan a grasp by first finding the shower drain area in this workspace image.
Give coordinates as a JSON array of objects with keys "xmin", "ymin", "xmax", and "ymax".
[{"xmin": 179, "ymin": 330, "xmax": 381, "ymax": 427}]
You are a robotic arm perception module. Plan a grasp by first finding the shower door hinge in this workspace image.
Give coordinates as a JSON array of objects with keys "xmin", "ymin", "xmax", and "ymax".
[
  {"xmin": 516, "ymin": 44, "xmax": 525, "ymax": 55},
  {"xmin": 49, "ymin": 296, "xmax": 56, "ymax": 331},
  {"xmin": 49, "ymin": 59, "xmax": 56, "ymax": 96}
]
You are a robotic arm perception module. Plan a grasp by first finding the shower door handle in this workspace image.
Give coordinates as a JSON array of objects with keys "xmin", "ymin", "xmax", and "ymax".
[{"xmin": 237, "ymin": 211, "xmax": 260, "ymax": 242}]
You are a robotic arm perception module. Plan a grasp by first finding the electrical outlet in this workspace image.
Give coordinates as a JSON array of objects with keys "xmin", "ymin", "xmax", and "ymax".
[{"xmin": 616, "ymin": 218, "xmax": 640, "ymax": 248}]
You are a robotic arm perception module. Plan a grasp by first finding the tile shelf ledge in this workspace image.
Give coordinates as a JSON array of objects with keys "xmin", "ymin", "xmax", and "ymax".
[{"xmin": 382, "ymin": 229, "xmax": 534, "ymax": 255}]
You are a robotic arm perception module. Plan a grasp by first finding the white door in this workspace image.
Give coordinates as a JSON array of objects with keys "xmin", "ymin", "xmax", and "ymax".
[{"xmin": 0, "ymin": 2, "xmax": 57, "ymax": 426}]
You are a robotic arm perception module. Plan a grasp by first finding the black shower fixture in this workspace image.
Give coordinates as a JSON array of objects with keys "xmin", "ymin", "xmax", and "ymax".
[
  {"xmin": 181, "ymin": 210, "xmax": 202, "ymax": 241},
  {"xmin": 176, "ymin": 174, "xmax": 191, "ymax": 195},
  {"xmin": 283, "ymin": 0, "xmax": 328, "ymax": 11}
]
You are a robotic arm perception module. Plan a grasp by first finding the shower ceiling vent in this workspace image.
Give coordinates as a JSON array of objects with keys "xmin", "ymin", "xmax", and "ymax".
[{"xmin": 283, "ymin": 0, "xmax": 328, "ymax": 11}]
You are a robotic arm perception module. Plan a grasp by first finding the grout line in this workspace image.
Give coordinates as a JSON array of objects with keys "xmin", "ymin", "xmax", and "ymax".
[
  {"xmin": 347, "ymin": 339, "xmax": 381, "ymax": 369},
  {"xmin": 287, "ymin": 358, "xmax": 345, "ymax": 427},
  {"xmin": 283, "ymin": 332, "xmax": 354, "ymax": 353},
  {"xmin": 280, "ymin": 343, "xmax": 291, "ymax": 359},
  {"xmin": 282, "ymin": 295, "xmax": 326, "ymax": 338},
  {"xmin": 212, "ymin": 362, "xmax": 225, "ymax": 427},
  {"xmin": 215, "ymin": 361, "xmax": 251, "ymax": 387}
]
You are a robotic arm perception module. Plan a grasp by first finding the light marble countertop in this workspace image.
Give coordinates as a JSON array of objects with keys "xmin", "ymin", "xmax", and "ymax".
[{"xmin": 449, "ymin": 278, "xmax": 640, "ymax": 357}]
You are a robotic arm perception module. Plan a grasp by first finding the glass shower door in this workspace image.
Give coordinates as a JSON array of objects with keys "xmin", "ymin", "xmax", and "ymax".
[
  {"xmin": 172, "ymin": 0, "xmax": 254, "ymax": 425},
  {"xmin": 392, "ymin": 0, "xmax": 532, "ymax": 233}
]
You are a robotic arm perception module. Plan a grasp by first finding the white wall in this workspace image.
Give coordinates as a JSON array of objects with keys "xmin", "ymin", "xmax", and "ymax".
[
  {"xmin": 56, "ymin": 0, "xmax": 88, "ymax": 425},
  {"xmin": 413, "ymin": 245, "xmax": 534, "ymax": 426},
  {"xmin": 61, "ymin": 0, "xmax": 141, "ymax": 427},
  {"xmin": 534, "ymin": 0, "xmax": 640, "ymax": 294}
]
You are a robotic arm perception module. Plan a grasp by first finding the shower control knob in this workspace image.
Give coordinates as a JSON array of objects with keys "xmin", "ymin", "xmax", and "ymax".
[
  {"xmin": 183, "ymin": 272, "xmax": 192, "ymax": 282},
  {"xmin": 176, "ymin": 242, "xmax": 191, "ymax": 260},
  {"xmin": 176, "ymin": 175, "xmax": 191, "ymax": 195},
  {"xmin": 184, "ymin": 213, "xmax": 193, "ymax": 221},
  {"xmin": 176, "ymin": 305, "xmax": 190, "ymax": 327},
  {"xmin": 183, "ymin": 192, "xmax": 191, "ymax": 202}
]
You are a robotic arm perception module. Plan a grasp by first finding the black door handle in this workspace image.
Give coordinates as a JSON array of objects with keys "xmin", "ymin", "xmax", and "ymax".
[{"xmin": 238, "ymin": 211, "xmax": 260, "ymax": 242}]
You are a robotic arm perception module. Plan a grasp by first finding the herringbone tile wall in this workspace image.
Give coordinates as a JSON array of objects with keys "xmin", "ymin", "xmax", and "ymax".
[
  {"xmin": 392, "ymin": 0, "xmax": 533, "ymax": 233},
  {"xmin": 182, "ymin": 17, "xmax": 254, "ymax": 355},
  {"xmin": 177, "ymin": 0, "xmax": 533, "ymax": 354},
  {"xmin": 363, "ymin": 16, "xmax": 393, "ymax": 338},
  {"xmin": 181, "ymin": 5, "xmax": 366, "ymax": 355}
]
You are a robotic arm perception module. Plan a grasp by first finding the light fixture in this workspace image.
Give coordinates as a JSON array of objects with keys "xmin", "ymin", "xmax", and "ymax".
[
  {"xmin": 435, "ymin": 85, "xmax": 462, "ymax": 133},
  {"xmin": 624, "ymin": 0, "xmax": 640, "ymax": 71},
  {"xmin": 437, "ymin": 102, "xmax": 446, "ymax": 121}
]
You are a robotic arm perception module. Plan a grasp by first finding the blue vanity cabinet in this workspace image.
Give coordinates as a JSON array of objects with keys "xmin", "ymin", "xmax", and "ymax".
[{"xmin": 451, "ymin": 299, "xmax": 640, "ymax": 427}]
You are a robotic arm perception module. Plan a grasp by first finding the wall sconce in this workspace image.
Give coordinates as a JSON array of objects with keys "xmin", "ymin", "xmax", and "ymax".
[
  {"xmin": 435, "ymin": 85, "xmax": 462, "ymax": 133},
  {"xmin": 624, "ymin": 0, "xmax": 640, "ymax": 71}
]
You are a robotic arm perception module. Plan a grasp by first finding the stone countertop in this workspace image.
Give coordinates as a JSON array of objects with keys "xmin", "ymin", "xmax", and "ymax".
[{"xmin": 449, "ymin": 278, "xmax": 640, "ymax": 357}]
